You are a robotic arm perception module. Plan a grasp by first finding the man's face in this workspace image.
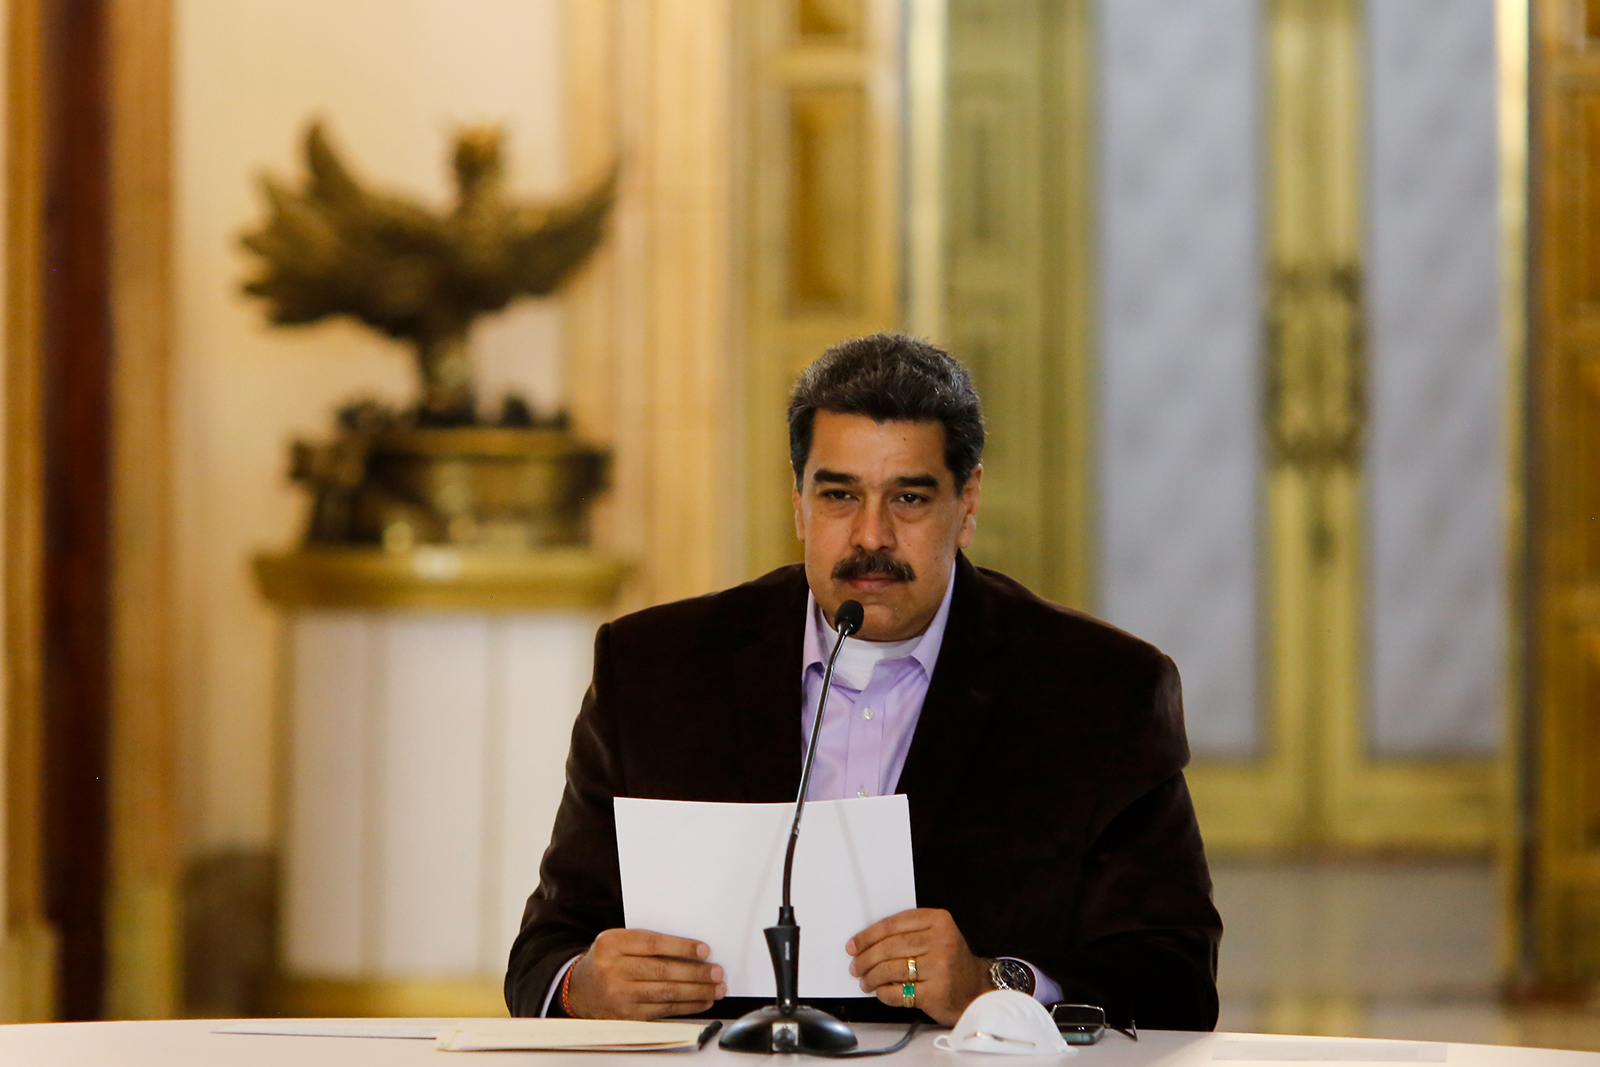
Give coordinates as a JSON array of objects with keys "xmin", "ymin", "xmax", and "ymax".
[{"xmin": 793, "ymin": 412, "xmax": 982, "ymax": 641}]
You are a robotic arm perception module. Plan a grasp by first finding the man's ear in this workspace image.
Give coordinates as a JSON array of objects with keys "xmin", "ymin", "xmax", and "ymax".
[
  {"xmin": 956, "ymin": 464, "xmax": 982, "ymax": 549},
  {"xmin": 793, "ymin": 479, "xmax": 806, "ymax": 542}
]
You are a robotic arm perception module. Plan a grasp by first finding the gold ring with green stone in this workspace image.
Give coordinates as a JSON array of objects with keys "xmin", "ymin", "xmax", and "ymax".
[{"xmin": 901, "ymin": 982, "xmax": 916, "ymax": 1008}]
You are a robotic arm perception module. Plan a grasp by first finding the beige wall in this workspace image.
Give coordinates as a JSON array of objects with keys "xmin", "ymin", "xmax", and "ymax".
[{"xmin": 172, "ymin": 0, "xmax": 568, "ymax": 853}]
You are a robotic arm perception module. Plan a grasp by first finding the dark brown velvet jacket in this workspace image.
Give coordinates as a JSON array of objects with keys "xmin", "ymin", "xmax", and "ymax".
[{"xmin": 505, "ymin": 554, "xmax": 1222, "ymax": 1030}]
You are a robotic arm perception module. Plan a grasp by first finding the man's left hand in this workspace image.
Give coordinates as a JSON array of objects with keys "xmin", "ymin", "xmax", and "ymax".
[{"xmin": 846, "ymin": 908, "xmax": 990, "ymax": 1026}]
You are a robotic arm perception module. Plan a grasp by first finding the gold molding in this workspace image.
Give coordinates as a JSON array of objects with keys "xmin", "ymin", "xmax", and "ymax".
[
  {"xmin": 271, "ymin": 976, "xmax": 508, "ymax": 1019},
  {"xmin": 255, "ymin": 547, "xmax": 633, "ymax": 612},
  {"xmin": 3, "ymin": 0, "xmax": 184, "ymax": 1017},
  {"xmin": 1259, "ymin": 0, "xmax": 1367, "ymax": 853},
  {"xmin": 1494, "ymin": 0, "xmax": 1530, "ymax": 982},
  {"xmin": 903, "ymin": 0, "xmax": 946, "ymax": 343},
  {"xmin": 2, "ymin": 0, "xmax": 54, "ymax": 1022},
  {"xmin": 1526, "ymin": 0, "xmax": 1600, "ymax": 981},
  {"xmin": 106, "ymin": 0, "xmax": 179, "ymax": 1020},
  {"xmin": 740, "ymin": 0, "xmax": 903, "ymax": 577},
  {"xmin": 933, "ymin": 0, "xmax": 1095, "ymax": 610},
  {"xmin": 564, "ymin": 0, "xmax": 742, "ymax": 608},
  {"xmin": 562, "ymin": 0, "xmax": 629, "ymax": 600},
  {"xmin": 0, "ymin": 921, "xmax": 55, "ymax": 1022}
]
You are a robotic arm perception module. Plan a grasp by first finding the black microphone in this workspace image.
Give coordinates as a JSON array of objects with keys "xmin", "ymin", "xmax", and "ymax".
[{"xmin": 721, "ymin": 600, "xmax": 864, "ymax": 1055}]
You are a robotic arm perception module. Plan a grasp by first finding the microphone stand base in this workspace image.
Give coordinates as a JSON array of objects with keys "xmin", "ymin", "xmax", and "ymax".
[{"xmin": 719, "ymin": 1004, "xmax": 858, "ymax": 1054}]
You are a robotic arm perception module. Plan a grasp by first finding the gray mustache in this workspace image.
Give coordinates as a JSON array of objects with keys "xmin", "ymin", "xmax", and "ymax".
[{"xmin": 832, "ymin": 552, "xmax": 916, "ymax": 583}]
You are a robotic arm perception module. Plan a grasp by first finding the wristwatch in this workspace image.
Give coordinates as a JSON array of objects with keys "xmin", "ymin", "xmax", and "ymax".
[{"xmin": 987, "ymin": 958, "xmax": 1036, "ymax": 996}]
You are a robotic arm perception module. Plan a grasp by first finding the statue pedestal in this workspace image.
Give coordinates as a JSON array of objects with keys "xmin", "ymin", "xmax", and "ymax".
[{"xmin": 255, "ymin": 547, "xmax": 630, "ymax": 1016}]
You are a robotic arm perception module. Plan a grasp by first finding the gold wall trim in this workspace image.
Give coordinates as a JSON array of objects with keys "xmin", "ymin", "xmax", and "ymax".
[
  {"xmin": 2, "ymin": 0, "xmax": 53, "ymax": 1022},
  {"xmin": 1529, "ymin": 0, "xmax": 1600, "ymax": 982},
  {"xmin": 562, "ymin": 0, "xmax": 629, "ymax": 607},
  {"xmin": 1496, "ymin": 0, "xmax": 1530, "ymax": 983},
  {"xmin": 2, "ymin": 0, "xmax": 184, "ymax": 1017},
  {"xmin": 1262, "ymin": 0, "xmax": 1368, "ymax": 853},
  {"xmin": 564, "ymin": 0, "xmax": 742, "ymax": 609},
  {"xmin": 904, "ymin": 0, "xmax": 946, "ymax": 342},
  {"xmin": 740, "ymin": 0, "xmax": 903, "ymax": 576},
  {"xmin": 105, "ymin": 881, "xmax": 175, "ymax": 1020},
  {"xmin": 255, "ymin": 547, "xmax": 632, "ymax": 612},
  {"xmin": 106, "ymin": 0, "xmax": 179, "ymax": 1020},
  {"xmin": 271, "ymin": 976, "xmax": 508, "ymax": 1019},
  {"xmin": 0, "ymin": 921, "xmax": 55, "ymax": 1022},
  {"xmin": 935, "ymin": 0, "xmax": 1095, "ymax": 610}
]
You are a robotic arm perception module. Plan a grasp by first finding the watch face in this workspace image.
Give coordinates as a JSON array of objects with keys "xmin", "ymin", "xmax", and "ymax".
[{"xmin": 994, "ymin": 959, "xmax": 1035, "ymax": 996}]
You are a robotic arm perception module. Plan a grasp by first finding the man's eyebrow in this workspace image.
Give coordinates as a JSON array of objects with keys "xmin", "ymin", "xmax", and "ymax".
[{"xmin": 810, "ymin": 469, "xmax": 943, "ymax": 489}]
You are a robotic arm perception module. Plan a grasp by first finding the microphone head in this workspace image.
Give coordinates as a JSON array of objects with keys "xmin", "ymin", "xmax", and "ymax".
[{"xmin": 834, "ymin": 600, "xmax": 865, "ymax": 637}]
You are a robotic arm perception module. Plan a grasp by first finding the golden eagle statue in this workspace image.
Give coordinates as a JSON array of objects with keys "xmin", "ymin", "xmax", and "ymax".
[{"xmin": 242, "ymin": 121, "xmax": 616, "ymax": 425}]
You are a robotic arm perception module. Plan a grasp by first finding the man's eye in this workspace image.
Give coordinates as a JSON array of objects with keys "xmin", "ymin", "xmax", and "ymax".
[
  {"xmin": 897, "ymin": 493, "xmax": 928, "ymax": 504},
  {"xmin": 821, "ymin": 489, "xmax": 855, "ymax": 502}
]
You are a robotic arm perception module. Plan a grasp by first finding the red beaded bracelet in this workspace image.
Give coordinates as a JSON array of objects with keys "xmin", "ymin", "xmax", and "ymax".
[{"xmin": 560, "ymin": 953, "xmax": 584, "ymax": 1017}]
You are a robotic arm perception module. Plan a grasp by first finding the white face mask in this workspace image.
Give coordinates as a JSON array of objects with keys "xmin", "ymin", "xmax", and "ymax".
[{"xmin": 933, "ymin": 990, "xmax": 1076, "ymax": 1056}]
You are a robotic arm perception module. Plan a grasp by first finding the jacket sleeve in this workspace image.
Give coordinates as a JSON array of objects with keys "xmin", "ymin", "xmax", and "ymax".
[
  {"xmin": 1036, "ymin": 656, "xmax": 1222, "ymax": 1031},
  {"xmin": 1042, "ymin": 772, "xmax": 1221, "ymax": 1030},
  {"xmin": 503, "ymin": 622, "xmax": 628, "ymax": 1016}
]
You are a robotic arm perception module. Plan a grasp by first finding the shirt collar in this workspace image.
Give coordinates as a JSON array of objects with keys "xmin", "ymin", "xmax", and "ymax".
[{"xmin": 802, "ymin": 561, "xmax": 958, "ymax": 677}]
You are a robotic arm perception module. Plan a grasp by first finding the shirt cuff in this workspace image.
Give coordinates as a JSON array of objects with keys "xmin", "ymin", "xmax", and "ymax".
[
  {"xmin": 539, "ymin": 954, "xmax": 583, "ymax": 1017},
  {"xmin": 1000, "ymin": 957, "xmax": 1063, "ymax": 1006}
]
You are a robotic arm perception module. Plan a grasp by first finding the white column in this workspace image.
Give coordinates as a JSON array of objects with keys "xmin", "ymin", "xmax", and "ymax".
[{"xmin": 282, "ymin": 609, "xmax": 598, "ymax": 982}]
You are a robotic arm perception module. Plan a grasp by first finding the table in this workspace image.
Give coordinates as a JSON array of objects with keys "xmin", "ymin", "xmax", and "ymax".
[{"xmin": 3, "ymin": 1020, "xmax": 1599, "ymax": 1066}]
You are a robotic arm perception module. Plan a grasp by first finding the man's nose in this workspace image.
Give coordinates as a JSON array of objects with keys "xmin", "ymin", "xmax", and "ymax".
[{"xmin": 854, "ymin": 498, "xmax": 895, "ymax": 550}]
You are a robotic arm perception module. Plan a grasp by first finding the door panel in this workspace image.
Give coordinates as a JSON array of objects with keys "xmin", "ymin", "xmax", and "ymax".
[
  {"xmin": 1366, "ymin": 0, "xmax": 1504, "ymax": 759},
  {"xmin": 1097, "ymin": 0, "xmax": 1264, "ymax": 760}
]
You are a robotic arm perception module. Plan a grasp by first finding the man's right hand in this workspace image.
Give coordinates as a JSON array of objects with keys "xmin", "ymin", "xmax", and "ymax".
[{"xmin": 565, "ymin": 929, "xmax": 727, "ymax": 1020}]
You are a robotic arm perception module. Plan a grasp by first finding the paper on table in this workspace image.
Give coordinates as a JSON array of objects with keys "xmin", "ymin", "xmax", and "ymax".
[
  {"xmin": 436, "ymin": 1018, "xmax": 716, "ymax": 1051},
  {"xmin": 1213, "ymin": 1039, "xmax": 1448, "ymax": 1062},
  {"xmin": 614, "ymin": 795, "xmax": 916, "ymax": 999}
]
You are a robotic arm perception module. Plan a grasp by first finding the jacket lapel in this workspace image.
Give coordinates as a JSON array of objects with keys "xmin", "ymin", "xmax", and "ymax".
[
  {"xmin": 729, "ymin": 570, "xmax": 809, "ymax": 803},
  {"xmin": 893, "ymin": 553, "xmax": 999, "ymax": 849}
]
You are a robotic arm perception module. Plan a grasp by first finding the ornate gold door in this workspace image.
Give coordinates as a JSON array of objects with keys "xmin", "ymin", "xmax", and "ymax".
[{"xmin": 925, "ymin": 0, "xmax": 1512, "ymax": 854}]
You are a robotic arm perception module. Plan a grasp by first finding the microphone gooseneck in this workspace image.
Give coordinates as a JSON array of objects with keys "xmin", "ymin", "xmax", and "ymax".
[
  {"xmin": 721, "ymin": 599, "xmax": 865, "ymax": 1054},
  {"xmin": 780, "ymin": 599, "xmax": 863, "ymax": 916}
]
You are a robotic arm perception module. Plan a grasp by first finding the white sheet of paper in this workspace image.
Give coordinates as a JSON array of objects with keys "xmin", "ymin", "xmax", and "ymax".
[{"xmin": 614, "ymin": 795, "xmax": 917, "ymax": 999}]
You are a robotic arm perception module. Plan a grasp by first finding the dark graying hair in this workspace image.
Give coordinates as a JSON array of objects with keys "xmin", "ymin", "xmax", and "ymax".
[{"xmin": 788, "ymin": 333, "xmax": 985, "ymax": 489}]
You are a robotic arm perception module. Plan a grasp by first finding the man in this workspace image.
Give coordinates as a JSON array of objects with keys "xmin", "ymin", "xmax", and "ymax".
[{"xmin": 505, "ymin": 334, "xmax": 1221, "ymax": 1029}]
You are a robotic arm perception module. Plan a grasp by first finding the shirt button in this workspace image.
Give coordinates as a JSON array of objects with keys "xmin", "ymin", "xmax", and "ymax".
[
  {"xmin": 857, "ymin": 787, "xmax": 869, "ymax": 798},
  {"xmin": 863, "ymin": 707, "xmax": 874, "ymax": 720}
]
